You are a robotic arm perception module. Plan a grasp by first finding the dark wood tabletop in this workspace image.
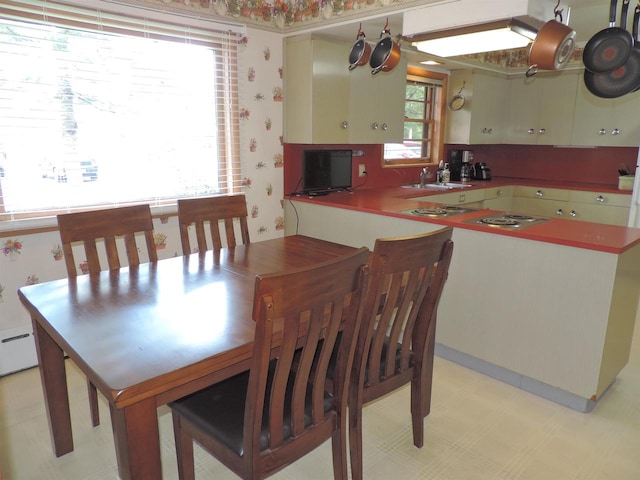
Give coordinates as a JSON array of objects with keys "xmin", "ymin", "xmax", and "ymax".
[{"xmin": 18, "ymin": 235, "xmax": 358, "ymax": 480}]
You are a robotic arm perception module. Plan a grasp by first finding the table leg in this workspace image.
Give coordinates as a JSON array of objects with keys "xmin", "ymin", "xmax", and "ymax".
[
  {"xmin": 110, "ymin": 397, "xmax": 162, "ymax": 480},
  {"xmin": 32, "ymin": 320, "xmax": 74, "ymax": 456}
]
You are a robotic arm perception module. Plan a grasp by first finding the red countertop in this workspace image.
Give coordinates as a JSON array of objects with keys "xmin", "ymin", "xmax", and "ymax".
[{"xmin": 288, "ymin": 178, "xmax": 640, "ymax": 254}]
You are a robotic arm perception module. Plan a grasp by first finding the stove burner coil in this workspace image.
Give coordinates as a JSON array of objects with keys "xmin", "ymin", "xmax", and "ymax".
[
  {"xmin": 503, "ymin": 213, "xmax": 535, "ymax": 221},
  {"xmin": 479, "ymin": 217, "xmax": 520, "ymax": 226},
  {"xmin": 411, "ymin": 208, "xmax": 448, "ymax": 216}
]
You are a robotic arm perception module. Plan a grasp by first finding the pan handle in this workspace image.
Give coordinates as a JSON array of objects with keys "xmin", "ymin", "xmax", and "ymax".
[{"xmin": 526, "ymin": 64, "xmax": 539, "ymax": 77}]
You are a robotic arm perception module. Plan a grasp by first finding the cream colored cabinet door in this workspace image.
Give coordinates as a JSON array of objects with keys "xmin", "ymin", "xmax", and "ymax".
[
  {"xmin": 572, "ymin": 79, "xmax": 640, "ymax": 147},
  {"xmin": 283, "ymin": 36, "xmax": 350, "ymax": 144},
  {"xmin": 348, "ymin": 56, "xmax": 407, "ymax": 144},
  {"xmin": 566, "ymin": 190, "xmax": 631, "ymax": 225},
  {"xmin": 445, "ymin": 70, "xmax": 509, "ymax": 145},
  {"xmin": 506, "ymin": 73, "xmax": 577, "ymax": 145},
  {"xmin": 412, "ymin": 188, "xmax": 485, "ymax": 205},
  {"xmin": 511, "ymin": 186, "xmax": 569, "ymax": 217},
  {"xmin": 483, "ymin": 185, "xmax": 512, "ymax": 210}
]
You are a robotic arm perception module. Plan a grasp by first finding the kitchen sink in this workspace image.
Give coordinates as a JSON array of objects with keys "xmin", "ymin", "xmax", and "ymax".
[{"xmin": 402, "ymin": 182, "xmax": 473, "ymax": 190}]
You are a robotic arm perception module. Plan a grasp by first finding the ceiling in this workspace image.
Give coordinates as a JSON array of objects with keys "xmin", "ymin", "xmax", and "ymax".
[{"xmin": 302, "ymin": 0, "xmax": 615, "ymax": 71}]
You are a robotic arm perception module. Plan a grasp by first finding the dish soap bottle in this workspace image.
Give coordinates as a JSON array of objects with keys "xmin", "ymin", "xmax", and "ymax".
[
  {"xmin": 437, "ymin": 160, "xmax": 444, "ymax": 184},
  {"xmin": 442, "ymin": 163, "xmax": 451, "ymax": 183}
]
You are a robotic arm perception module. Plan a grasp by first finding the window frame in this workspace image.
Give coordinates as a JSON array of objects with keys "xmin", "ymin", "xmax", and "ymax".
[{"xmin": 383, "ymin": 67, "xmax": 447, "ymax": 167}]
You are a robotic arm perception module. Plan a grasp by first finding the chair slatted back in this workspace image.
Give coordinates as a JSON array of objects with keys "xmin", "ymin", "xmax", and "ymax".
[
  {"xmin": 246, "ymin": 247, "xmax": 369, "ymax": 474},
  {"xmin": 57, "ymin": 204, "xmax": 157, "ymax": 277},
  {"xmin": 359, "ymin": 227, "xmax": 453, "ymax": 392},
  {"xmin": 178, "ymin": 194, "xmax": 249, "ymax": 255}
]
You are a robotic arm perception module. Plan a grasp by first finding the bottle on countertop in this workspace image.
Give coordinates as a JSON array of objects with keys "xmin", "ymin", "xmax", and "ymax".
[
  {"xmin": 437, "ymin": 160, "xmax": 444, "ymax": 184},
  {"xmin": 442, "ymin": 163, "xmax": 451, "ymax": 183}
]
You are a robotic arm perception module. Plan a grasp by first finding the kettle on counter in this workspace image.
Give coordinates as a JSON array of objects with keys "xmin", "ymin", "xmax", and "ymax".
[{"xmin": 472, "ymin": 162, "xmax": 492, "ymax": 180}]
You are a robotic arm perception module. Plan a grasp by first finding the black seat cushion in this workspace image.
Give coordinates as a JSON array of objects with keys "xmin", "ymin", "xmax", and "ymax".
[{"xmin": 170, "ymin": 360, "xmax": 334, "ymax": 457}]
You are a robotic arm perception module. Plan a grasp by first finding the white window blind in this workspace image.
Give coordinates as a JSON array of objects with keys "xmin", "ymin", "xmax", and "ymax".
[{"xmin": 0, "ymin": 0, "xmax": 244, "ymax": 222}]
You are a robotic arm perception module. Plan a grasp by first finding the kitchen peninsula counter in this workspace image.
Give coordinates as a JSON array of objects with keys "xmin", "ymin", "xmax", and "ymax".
[{"xmin": 284, "ymin": 183, "xmax": 640, "ymax": 413}]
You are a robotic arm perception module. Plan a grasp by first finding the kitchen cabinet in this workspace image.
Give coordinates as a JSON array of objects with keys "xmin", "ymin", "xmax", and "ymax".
[
  {"xmin": 413, "ymin": 188, "xmax": 485, "ymax": 206},
  {"xmin": 284, "ymin": 35, "xmax": 407, "ymax": 144},
  {"xmin": 483, "ymin": 185, "xmax": 513, "ymax": 210},
  {"xmin": 347, "ymin": 55, "xmax": 407, "ymax": 143},
  {"xmin": 505, "ymin": 73, "xmax": 578, "ymax": 145},
  {"xmin": 283, "ymin": 36, "xmax": 350, "ymax": 144},
  {"xmin": 511, "ymin": 186, "xmax": 569, "ymax": 218},
  {"xmin": 445, "ymin": 70, "xmax": 509, "ymax": 145},
  {"xmin": 571, "ymin": 79, "xmax": 640, "ymax": 147},
  {"xmin": 285, "ymin": 199, "xmax": 640, "ymax": 412},
  {"xmin": 565, "ymin": 190, "xmax": 631, "ymax": 226}
]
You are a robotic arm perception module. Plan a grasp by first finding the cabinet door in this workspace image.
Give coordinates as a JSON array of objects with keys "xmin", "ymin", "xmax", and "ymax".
[
  {"xmin": 445, "ymin": 70, "xmax": 509, "ymax": 144},
  {"xmin": 572, "ymin": 79, "xmax": 640, "ymax": 147},
  {"xmin": 348, "ymin": 56, "xmax": 407, "ymax": 144},
  {"xmin": 506, "ymin": 73, "xmax": 577, "ymax": 145},
  {"xmin": 566, "ymin": 203, "xmax": 630, "ymax": 225},
  {"xmin": 511, "ymin": 197, "xmax": 567, "ymax": 217},
  {"xmin": 468, "ymin": 73, "xmax": 509, "ymax": 144},
  {"xmin": 284, "ymin": 37, "xmax": 349, "ymax": 144}
]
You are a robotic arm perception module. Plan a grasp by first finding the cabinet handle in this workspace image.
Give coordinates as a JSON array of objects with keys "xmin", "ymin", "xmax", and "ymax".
[
  {"xmin": 341, "ymin": 121, "xmax": 348, "ymax": 129},
  {"xmin": 598, "ymin": 128, "xmax": 607, "ymax": 135},
  {"xmin": 381, "ymin": 123, "xmax": 388, "ymax": 131},
  {"xmin": 569, "ymin": 210, "xmax": 577, "ymax": 217},
  {"xmin": 596, "ymin": 195, "xmax": 605, "ymax": 202},
  {"xmin": 482, "ymin": 127, "xmax": 493, "ymax": 134},
  {"xmin": 611, "ymin": 128, "xmax": 621, "ymax": 135},
  {"xmin": 528, "ymin": 128, "xmax": 535, "ymax": 134},
  {"xmin": 556, "ymin": 209, "xmax": 564, "ymax": 216},
  {"xmin": 496, "ymin": 189, "xmax": 502, "ymax": 197},
  {"xmin": 371, "ymin": 122, "xmax": 379, "ymax": 130},
  {"xmin": 536, "ymin": 190, "xmax": 543, "ymax": 197},
  {"xmin": 538, "ymin": 128, "xmax": 546, "ymax": 135}
]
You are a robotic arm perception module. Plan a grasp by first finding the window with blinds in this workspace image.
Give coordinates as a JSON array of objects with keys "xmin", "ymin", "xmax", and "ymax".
[{"xmin": 0, "ymin": 0, "xmax": 243, "ymax": 222}]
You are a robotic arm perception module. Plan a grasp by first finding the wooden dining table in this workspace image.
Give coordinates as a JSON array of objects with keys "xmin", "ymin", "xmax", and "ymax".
[{"xmin": 17, "ymin": 235, "xmax": 358, "ymax": 480}]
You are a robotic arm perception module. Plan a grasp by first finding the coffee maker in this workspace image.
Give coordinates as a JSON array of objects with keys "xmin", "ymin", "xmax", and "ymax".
[{"xmin": 448, "ymin": 149, "xmax": 474, "ymax": 181}]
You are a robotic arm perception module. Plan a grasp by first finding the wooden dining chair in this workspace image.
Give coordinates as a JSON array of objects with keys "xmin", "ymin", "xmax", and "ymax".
[
  {"xmin": 347, "ymin": 227, "xmax": 454, "ymax": 480},
  {"xmin": 177, "ymin": 194, "xmax": 250, "ymax": 255},
  {"xmin": 57, "ymin": 204, "xmax": 158, "ymax": 426},
  {"xmin": 169, "ymin": 247, "xmax": 370, "ymax": 480}
]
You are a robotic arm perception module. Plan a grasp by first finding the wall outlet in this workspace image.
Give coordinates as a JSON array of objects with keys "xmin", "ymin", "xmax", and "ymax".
[{"xmin": 358, "ymin": 164, "xmax": 366, "ymax": 177}]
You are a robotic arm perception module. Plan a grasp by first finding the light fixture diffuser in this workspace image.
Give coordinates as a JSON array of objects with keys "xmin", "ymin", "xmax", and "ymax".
[{"xmin": 411, "ymin": 19, "xmax": 537, "ymax": 58}]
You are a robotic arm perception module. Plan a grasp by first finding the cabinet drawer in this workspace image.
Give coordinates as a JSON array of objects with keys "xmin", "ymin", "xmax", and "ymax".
[
  {"xmin": 511, "ymin": 197, "xmax": 567, "ymax": 218},
  {"xmin": 569, "ymin": 190, "xmax": 631, "ymax": 208},
  {"xmin": 483, "ymin": 186, "xmax": 513, "ymax": 200},
  {"xmin": 413, "ymin": 189, "xmax": 485, "ymax": 205},
  {"xmin": 513, "ymin": 186, "xmax": 570, "ymax": 201}
]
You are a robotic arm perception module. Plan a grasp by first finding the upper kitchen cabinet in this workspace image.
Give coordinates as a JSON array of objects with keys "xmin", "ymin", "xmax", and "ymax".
[
  {"xmin": 505, "ymin": 72, "xmax": 578, "ymax": 145},
  {"xmin": 445, "ymin": 70, "xmax": 509, "ymax": 145},
  {"xmin": 572, "ymin": 78, "xmax": 640, "ymax": 147},
  {"xmin": 283, "ymin": 36, "xmax": 350, "ymax": 144},
  {"xmin": 284, "ymin": 35, "xmax": 407, "ymax": 144},
  {"xmin": 347, "ymin": 55, "xmax": 407, "ymax": 144}
]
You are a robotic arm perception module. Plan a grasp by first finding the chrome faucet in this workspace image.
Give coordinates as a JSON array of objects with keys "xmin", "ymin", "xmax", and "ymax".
[{"xmin": 419, "ymin": 167, "xmax": 430, "ymax": 187}]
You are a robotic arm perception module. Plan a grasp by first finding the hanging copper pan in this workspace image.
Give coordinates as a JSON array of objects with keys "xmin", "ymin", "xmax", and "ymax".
[
  {"xmin": 348, "ymin": 26, "xmax": 371, "ymax": 71},
  {"xmin": 527, "ymin": 20, "xmax": 575, "ymax": 77},
  {"xmin": 370, "ymin": 20, "xmax": 401, "ymax": 75}
]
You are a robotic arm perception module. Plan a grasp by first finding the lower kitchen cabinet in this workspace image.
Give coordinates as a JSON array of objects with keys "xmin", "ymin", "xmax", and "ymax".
[
  {"xmin": 511, "ymin": 186, "xmax": 570, "ymax": 218},
  {"xmin": 414, "ymin": 188, "xmax": 485, "ymax": 205},
  {"xmin": 285, "ymin": 200, "xmax": 640, "ymax": 411},
  {"xmin": 565, "ymin": 190, "xmax": 631, "ymax": 225},
  {"xmin": 483, "ymin": 185, "xmax": 512, "ymax": 211}
]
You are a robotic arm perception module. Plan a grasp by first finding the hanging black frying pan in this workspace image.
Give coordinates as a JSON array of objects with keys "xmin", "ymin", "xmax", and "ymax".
[
  {"xmin": 583, "ymin": 0, "xmax": 633, "ymax": 73},
  {"xmin": 348, "ymin": 24, "xmax": 371, "ymax": 71},
  {"xmin": 633, "ymin": 5, "xmax": 640, "ymax": 91},
  {"xmin": 584, "ymin": 4, "xmax": 640, "ymax": 98}
]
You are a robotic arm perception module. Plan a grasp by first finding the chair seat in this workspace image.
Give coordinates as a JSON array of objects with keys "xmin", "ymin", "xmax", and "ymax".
[{"xmin": 170, "ymin": 362, "xmax": 335, "ymax": 456}]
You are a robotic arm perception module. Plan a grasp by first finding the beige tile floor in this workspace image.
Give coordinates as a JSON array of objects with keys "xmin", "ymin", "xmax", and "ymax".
[{"xmin": 1, "ymin": 319, "xmax": 639, "ymax": 480}]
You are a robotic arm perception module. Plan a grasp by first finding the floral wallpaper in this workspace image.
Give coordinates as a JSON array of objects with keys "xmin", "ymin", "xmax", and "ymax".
[
  {"xmin": 122, "ymin": 0, "xmax": 439, "ymax": 31},
  {"xmin": 0, "ymin": 25, "xmax": 285, "ymax": 374}
]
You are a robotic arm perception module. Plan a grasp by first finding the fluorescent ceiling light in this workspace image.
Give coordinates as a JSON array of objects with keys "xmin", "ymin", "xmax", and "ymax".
[
  {"xmin": 411, "ymin": 20, "xmax": 537, "ymax": 58},
  {"xmin": 420, "ymin": 60, "xmax": 443, "ymax": 65}
]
